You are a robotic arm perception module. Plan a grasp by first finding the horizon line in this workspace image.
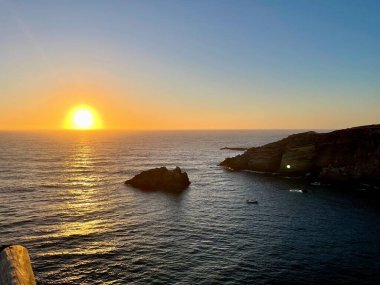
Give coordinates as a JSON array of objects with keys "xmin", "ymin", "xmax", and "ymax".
[{"xmin": 0, "ymin": 127, "xmax": 342, "ymax": 132}]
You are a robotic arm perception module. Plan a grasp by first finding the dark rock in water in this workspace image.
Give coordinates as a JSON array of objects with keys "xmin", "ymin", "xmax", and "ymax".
[
  {"xmin": 221, "ymin": 147, "xmax": 248, "ymax": 151},
  {"xmin": 125, "ymin": 167, "xmax": 191, "ymax": 191},
  {"xmin": 219, "ymin": 125, "xmax": 380, "ymax": 187}
]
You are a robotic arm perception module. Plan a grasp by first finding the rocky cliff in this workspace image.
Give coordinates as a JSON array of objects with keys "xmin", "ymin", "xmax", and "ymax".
[{"xmin": 219, "ymin": 125, "xmax": 380, "ymax": 186}]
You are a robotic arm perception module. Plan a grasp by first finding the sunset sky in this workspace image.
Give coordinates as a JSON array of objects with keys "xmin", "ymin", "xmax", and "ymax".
[{"xmin": 0, "ymin": 0, "xmax": 379, "ymax": 130}]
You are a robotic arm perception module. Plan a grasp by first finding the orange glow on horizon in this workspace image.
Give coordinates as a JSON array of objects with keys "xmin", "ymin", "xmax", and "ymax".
[{"xmin": 64, "ymin": 105, "xmax": 103, "ymax": 130}]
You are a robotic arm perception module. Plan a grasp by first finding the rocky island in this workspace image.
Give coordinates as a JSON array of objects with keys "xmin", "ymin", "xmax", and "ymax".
[
  {"xmin": 220, "ymin": 125, "xmax": 380, "ymax": 187},
  {"xmin": 125, "ymin": 166, "xmax": 191, "ymax": 192}
]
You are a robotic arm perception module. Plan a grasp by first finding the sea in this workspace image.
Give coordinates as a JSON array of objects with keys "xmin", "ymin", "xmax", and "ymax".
[{"xmin": 0, "ymin": 130, "xmax": 379, "ymax": 285}]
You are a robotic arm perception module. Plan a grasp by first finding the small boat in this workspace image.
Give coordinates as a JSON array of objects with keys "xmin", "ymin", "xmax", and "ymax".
[
  {"xmin": 246, "ymin": 199, "xmax": 258, "ymax": 204},
  {"xmin": 289, "ymin": 189, "xmax": 308, "ymax": 193},
  {"xmin": 310, "ymin": 181, "xmax": 321, "ymax": 186}
]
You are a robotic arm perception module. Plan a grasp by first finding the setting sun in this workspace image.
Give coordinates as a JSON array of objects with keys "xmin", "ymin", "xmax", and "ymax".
[
  {"xmin": 73, "ymin": 109, "xmax": 93, "ymax": 129},
  {"xmin": 64, "ymin": 105, "xmax": 102, "ymax": 130}
]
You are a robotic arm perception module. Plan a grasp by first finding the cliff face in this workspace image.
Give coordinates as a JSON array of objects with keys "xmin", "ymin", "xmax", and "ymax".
[{"xmin": 220, "ymin": 125, "xmax": 380, "ymax": 185}]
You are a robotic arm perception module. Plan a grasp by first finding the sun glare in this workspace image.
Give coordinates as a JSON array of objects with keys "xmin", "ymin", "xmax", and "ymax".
[
  {"xmin": 65, "ymin": 105, "xmax": 102, "ymax": 130},
  {"xmin": 73, "ymin": 109, "xmax": 93, "ymax": 129}
]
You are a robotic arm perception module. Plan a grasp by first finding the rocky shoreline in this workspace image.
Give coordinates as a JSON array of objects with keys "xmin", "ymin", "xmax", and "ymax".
[{"xmin": 220, "ymin": 125, "xmax": 380, "ymax": 187}]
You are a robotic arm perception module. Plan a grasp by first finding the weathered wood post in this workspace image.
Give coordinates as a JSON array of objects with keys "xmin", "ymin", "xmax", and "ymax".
[{"xmin": 0, "ymin": 245, "xmax": 36, "ymax": 285}]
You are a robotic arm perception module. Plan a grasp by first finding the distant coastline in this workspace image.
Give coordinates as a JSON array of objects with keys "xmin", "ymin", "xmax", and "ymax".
[{"xmin": 220, "ymin": 124, "xmax": 380, "ymax": 189}]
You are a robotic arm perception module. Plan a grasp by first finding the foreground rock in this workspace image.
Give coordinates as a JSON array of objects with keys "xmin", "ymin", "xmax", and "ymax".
[
  {"xmin": 0, "ymin": 245, "xmax": 36, "ymax": 285},
  {"xmin": 125, "ymin": 167, "xmax": 191, "ymax": 191},
  {"xmin": 220, "ymin": 125, "xmax": 380, "ymax": 187}
]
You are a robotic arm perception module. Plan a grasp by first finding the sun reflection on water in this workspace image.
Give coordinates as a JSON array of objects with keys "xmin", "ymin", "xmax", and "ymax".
[{"xmin": 43, "ymin": 138, "xmax": 119, "ymax": 256}]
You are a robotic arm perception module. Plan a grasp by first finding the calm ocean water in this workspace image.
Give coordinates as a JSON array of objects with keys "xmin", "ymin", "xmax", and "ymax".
[{"xmin": 0, "ymin": 131, "xmax": 379, "ymax": 284}]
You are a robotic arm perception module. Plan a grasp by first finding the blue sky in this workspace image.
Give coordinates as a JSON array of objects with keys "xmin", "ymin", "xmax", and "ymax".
[{"xmin": 0, "ymin": 0, "xmax": 379, "ymax": 129}]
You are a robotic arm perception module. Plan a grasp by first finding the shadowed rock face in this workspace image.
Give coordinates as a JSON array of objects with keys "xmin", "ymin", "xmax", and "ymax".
[
  {"xmin": 125, "ymin": 167, "xmax": 191, "ymax": 191},
  {"xmin": 220, "ymin": 125, "xmax": 380, "ymax": 186}
]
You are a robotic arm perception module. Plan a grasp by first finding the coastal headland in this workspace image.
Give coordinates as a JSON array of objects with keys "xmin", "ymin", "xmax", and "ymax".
[{"xmin": 220, "ymin": 125, "xmax": 380, "ymax": 187}]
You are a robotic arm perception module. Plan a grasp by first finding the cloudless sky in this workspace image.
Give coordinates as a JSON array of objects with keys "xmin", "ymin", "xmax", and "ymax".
[{"xmin": 0, "ymin": 0, "xmax": 379, "ymax": 130}]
